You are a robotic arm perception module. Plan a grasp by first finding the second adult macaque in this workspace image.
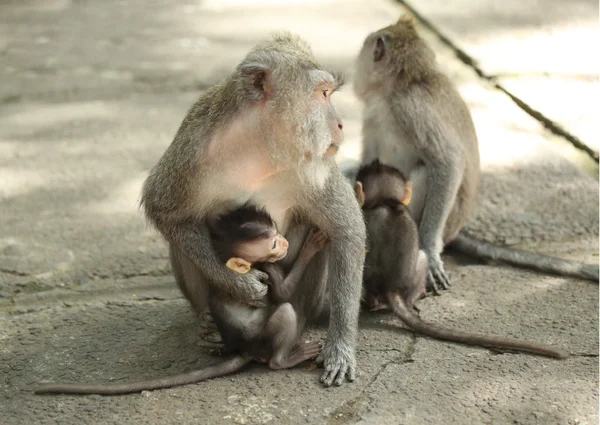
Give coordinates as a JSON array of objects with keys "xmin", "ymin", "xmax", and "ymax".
[
  {"xmin": 354, "ymin": 16, "xmax": 598, "ymax": 292},
  {"xmin": 356, "ymin": 160, "xmax": 569, "ymax": 359}
]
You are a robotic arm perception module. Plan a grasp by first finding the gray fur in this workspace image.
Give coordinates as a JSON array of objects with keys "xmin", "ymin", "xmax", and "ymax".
[
  {"xmin": 354, "ymin": 18, "xmax": 478, "ymax": 292},
  {"xmin": 354, "ymin": 17, "xmax": 597, "ymax": 290},
  {"xmin": 141, "ymin": 32, "xmax": 366, "ymax": 387},
  {"xmin": 357, "ymin": 161, "xmax": 569, "ymax": 359}
]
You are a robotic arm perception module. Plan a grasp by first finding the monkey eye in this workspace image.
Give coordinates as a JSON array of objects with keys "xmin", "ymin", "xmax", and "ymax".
[
  {"xmin": 322, "ymin": 89, "xmax": 328, "ymax": 98},
  {"xmin": 272, "ymin": 240, "xmax": 277, "ymax": 249}
]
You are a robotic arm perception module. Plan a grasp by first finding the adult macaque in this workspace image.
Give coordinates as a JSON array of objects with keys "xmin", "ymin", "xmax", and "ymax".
[
  {"xmin": 354, "ymin": 16, "xmax": 598, "ymax": 291},
  {"xmin": 356, "ymin": 160, "xmax": 569, "ymax": 359},
  {"xmin": 142, "ymin": 33, "xmax": 366, "ymax": 387}
]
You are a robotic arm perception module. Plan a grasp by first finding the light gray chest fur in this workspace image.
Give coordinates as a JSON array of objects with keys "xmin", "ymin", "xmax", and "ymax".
[{"xmin": 361, "ymin": 96, "xmax": 421, "ymax": 176}]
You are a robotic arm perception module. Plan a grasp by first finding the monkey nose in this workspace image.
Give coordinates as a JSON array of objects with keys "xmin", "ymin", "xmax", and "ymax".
[{"xmin": 338, "ymin": 123, "xmax": 343, "ymax": 130}]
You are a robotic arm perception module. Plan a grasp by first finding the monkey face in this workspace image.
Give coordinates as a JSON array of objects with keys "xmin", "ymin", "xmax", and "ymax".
[
  {"xmin": 316, "ymin": 83, "xmax": 344, "ymax": 150},
  {"xmin": 233, "ymin": 232, "xmax": 289, "ymax": 265},
  {"xmin": 291, "ymin": 69, "xmax": 345, "ymax": 161},
  {"xmin": 265, "ymin": 233, "xmax": 289, "ymax": 262}
]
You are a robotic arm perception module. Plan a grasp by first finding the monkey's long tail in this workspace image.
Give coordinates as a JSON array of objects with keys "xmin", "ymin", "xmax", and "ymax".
[
  {"xmin": 450, "ymin": 231, "xmax": 599, "ymax": 282},
  {"xmin": 387, "ymin": 293, "xmax": 569, "ymax": 359},
  {"xmin": 34, "ymin": 355, "xmax": 252, "ymax": 396}
]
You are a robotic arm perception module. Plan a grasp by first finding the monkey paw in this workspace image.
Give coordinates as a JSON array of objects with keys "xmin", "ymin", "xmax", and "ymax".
[
  {"xmin": 315, "ymin": 341, "xmax": 356, "ymax": 387},
  {"xmin": 301, "ymin": 228, "xmax": 330, "ymax": 259},
  {"xmin": 426, "ymin": 256, "xmax": 451, "ymax": 293},
  {"xmin": 238, "ymin": 269, "xmax": 269, "ymax": 307}
]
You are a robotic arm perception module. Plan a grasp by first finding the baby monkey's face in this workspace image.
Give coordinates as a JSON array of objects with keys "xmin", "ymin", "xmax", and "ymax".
[{"xmin": 236, "ymin": 231, "xmax": 289, "ymax": 264}]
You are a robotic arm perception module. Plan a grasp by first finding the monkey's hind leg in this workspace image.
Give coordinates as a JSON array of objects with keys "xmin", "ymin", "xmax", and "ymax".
[{"xmin": 266, "ymin": 303, "xmax": 322, "ymax": 370}]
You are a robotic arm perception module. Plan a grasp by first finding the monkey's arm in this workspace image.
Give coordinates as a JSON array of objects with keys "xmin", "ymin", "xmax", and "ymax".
[
  {"xmin": 262, "ymin": 261, "xmax": 305, "ymax": 303},
  {"xmin": 419, "ymin": 148, "xmax": 464, "ymax": 292},
  {"xmin": 306, "ymin": 168, "xmax": 366, "ymax": 387},
  {"xmin": 141, "ymin": 138, "xmax": 269, "ymax": 306},
  {"xmin": 265, "ymin": 229, "xmax": 327, "ymax": 303},
  {"xmin": 258, "ymin": 263, "xmax": 287, "ymax": 303},
  {"xmin": 166, "ymin": 220, "xmax": 269, "ymax": 306}
]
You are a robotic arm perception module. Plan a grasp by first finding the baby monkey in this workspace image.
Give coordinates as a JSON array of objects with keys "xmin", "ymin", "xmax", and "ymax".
[
  {"xmin": 35, "ymin": 205, "xmax": 327, "ymax": 395},
  {"xmin": 208, "ymin": 204, "xmax": 329, "ymax": 369},
  {"xmin": 356, "ymin": 160, "xmax": 568, "ymax": 359}
]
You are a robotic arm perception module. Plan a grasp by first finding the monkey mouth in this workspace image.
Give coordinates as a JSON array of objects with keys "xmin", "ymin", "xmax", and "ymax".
[{"xmin": 270, "ymin": 251, "xmax": 288, "ymax": 262}]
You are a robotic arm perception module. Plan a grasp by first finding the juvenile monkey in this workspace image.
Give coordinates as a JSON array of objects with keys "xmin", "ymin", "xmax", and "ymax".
[
  {"xmin": 355, "ymin": 160, "xmax": 569, "ymax": 359},
  {"xmin": 142, "ymin": 32, "xmax": 365, "ymax": 387},
  {"xmin": 354, "ymin": 16, "xmax": 598, "ymax": 292},
  {"xmin": 208, "ymin": 204, "xmax": 329, "ymax": 369},
  {"xmin": 35, "ymin": 206, "xmax": 327, "ymax": 395}
]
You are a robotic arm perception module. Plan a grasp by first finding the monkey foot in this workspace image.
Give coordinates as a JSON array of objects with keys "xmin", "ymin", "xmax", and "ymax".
[
  {"xmin": 270, "ymin": 341, "xmax": 322, "ymax": 370},
  {"xmin": 292, "ymin": 340, "xmax": 323, "ymax": 361},
  {"xmin": 316, "ymin": 342, "xmax": 356, "ymax": 387},
  {"xmin": 369, "ymin": 295, "xmax": 391, "ymax": 312},
  {"xmin": 198, "ymin": 339, "xmax": 225, "ymax": 350},
  {"xmin": 201, "ymin": 309, "xmax": 216, "ymax": 324},
  {"xmin": 426, "ymin": 262, "xmax": 451, "ymax": 293},
  {"xmin": 365, "ymin": 292, "xmax": 391, "ymax": 312},
  {"xmin": 202, "ymin": 330, "xmax": 224, "ymax": 344},
  {"xmin": 209, "ymin": 346, "xmax": 233, "ymax": 357}
]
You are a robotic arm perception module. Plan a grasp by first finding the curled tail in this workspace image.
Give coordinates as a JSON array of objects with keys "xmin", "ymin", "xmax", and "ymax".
[
  {"xmin": 35, "ymin": 355, "xmax": 252, "ymax": 395},
  {"xmin": 387, "ymin": 293, "xmax": 569, "ymax": 359},
  {"xmin": 450, "ymin": 231, "xmax": 599, "ymax": 282}
]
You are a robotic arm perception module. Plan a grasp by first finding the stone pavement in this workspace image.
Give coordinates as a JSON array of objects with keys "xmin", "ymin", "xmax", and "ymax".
[{"xmin": 0, "ymin": 1, "xmax": 598, "ymax": 424}]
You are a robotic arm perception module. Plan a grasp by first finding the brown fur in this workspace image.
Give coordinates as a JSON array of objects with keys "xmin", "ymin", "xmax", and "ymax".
[
  {"xmin": 354, "ymin": 16, "xmax": 480, "ymax": 291},
  {"xmin": 355, "ymin": 16, "xmax": 598, "ymax": 286},
  {"xmin": 357, "ymin": 160, "xmax": 569, "ymax": 359}
]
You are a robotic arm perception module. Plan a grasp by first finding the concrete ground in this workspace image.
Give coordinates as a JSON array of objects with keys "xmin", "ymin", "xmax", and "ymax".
[{"xmin": 0, "ymin": 0, "xmax": 598, "ymax": 424}]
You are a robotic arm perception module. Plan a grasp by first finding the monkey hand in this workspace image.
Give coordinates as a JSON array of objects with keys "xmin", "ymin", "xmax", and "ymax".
[
  {"xmin": 300, "ymin": 228, "xmax": 330, "ymax": 260},
  {"xmin": 236, "ymin": 269, "xmax": 269, "ymax": 307},
  {"xmin": 426, "ymin": 253, "xmax": 451, "ymax": 293},
  {"xmin": 315, "ymin": 340, "xmax": 356, "ymax": 387}
]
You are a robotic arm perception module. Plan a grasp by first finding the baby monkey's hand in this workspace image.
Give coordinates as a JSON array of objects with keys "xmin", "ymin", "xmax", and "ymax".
[{"xmin": 300, "ymin": 228, "xmax": 330, "ymax": 261}]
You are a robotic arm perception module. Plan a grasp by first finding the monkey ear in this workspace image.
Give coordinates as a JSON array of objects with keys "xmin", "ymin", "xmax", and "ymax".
[
  {"xmin": 355, "ymin": 181, "xmax": 365, "ymax": 206},
  {"xmin": 402, "ymin": 181, "xmax": 413, "ymax": 206},
  {"xmin": 239, "ymin": 63, "xmax": 271, "ymax": 101},
  {"xmin": 373, "ymin": 36, "xmax": 386, "ymax": 62},
  {"xmin": 226, "ymin": 257, "xmax": 252, "ymax": 274}
]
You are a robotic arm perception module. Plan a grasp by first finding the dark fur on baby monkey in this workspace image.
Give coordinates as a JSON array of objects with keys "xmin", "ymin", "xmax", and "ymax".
[
  {"xmin": 355, "ymin": 160, "xmax": 569, "ymax": 359},
  {"xmin": 35, "ymin": 205, "xmax": 328, "ymax": 395},
  {"xmin": 207, "ymin": 203, "xmax": 329, "ymax": 367}
]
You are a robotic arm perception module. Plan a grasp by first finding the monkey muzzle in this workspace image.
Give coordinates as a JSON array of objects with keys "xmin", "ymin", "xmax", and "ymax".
[{"xmin": 324, "ymin": 143, "xmax": 340, "ymax": 158}]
